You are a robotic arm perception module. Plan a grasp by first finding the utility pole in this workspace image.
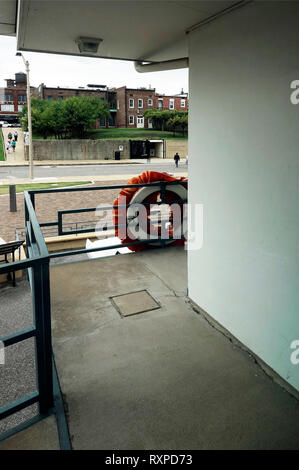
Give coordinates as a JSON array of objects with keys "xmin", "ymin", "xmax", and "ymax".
[{"xmin": 16, "ymin": 52, "xmax": 34, "ymax": 180}]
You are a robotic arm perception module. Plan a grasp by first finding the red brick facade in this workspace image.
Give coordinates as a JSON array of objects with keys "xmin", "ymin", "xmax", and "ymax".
[
  {"xmin": 115, "ymin": 87, "xmax": 156, "ymax": 129},
  {"xmin": 1, "ymin": 74, "xmax": 188, "ymax": 128},
  {"xmin": 0, "ymin": 73, "xmax": 29, "ymax": 123},
  {"xmin": 155, "ymin": 94, "xmax": 188, "ymax": 111},
  {"xmin": 114, "ymin": 87, "xmax": 188, "ymax": 128}
]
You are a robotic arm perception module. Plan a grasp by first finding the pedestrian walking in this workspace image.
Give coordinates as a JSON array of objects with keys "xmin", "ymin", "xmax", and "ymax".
[
  {"xmin": 145, "ymin": 139, "xmax": 151, "ymax": 163},
  {"xmin": 174, "ymin": 152, "xmax": 180, "ymax": 168},
  {"xmin": 185, "ymin": 155, "xmax": 188, "ymax": 165},
  {"xmin": 14, "ymin": 130, "xmax": 18, "ymax": 142},
  {"xmin": 11, "ymin": 139, "xmax": 16, "ymax": 152},
  {"xmin": 6, "ymin": 141, "xmax": 12, "ymax": 153},
  {"xmin": 7, "ymin": 131, "xmax": 12, "ymax": 141}
]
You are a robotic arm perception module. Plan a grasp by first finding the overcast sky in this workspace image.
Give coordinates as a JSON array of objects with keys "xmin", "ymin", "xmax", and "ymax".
[{"xmin": 0, "ymin": 36, "xmax": 189, "ymax": 95}]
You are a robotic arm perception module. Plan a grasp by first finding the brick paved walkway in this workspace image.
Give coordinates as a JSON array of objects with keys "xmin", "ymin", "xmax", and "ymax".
[{"xmin": 0, "ymin": 181, "xmax": 123, "ymax": 242}]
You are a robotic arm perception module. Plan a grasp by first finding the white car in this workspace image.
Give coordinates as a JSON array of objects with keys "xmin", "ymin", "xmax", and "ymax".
[{"xmin": 0, "ymin": 121, "xmax": 10, "ymax": 127}]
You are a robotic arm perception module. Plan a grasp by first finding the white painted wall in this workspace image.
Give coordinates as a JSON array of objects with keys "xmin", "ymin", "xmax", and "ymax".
[{"xmin": 188, "ymin": 2, "xmax": 299, "ymax": 391}]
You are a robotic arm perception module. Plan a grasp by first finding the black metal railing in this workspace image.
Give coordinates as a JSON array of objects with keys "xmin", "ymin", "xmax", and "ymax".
[{"xmin": 0, "ymin": 191, "xmax": 53, "ymax": 424}]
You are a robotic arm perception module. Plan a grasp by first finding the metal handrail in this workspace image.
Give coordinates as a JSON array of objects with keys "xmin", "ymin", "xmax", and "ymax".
[
  {"xmin": 0, "ymin": 193, "xmax": 53, "ymax": 424},
  {"xmin": 24, "ymin": 191, "xmax": 49, "ymax": 257}
]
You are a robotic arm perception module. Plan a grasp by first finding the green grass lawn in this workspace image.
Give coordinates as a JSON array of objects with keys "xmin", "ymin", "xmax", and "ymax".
[
  {"xmin": 0, "ymin": 181, "xmax": 92, "ymax": 195},
  {"xmin": 0, "ymin": 131, "xmax": 5, "ymax": 161},
  {"xmin": 87, "ymin": 128, "xmax": 188, "ymax": 140},
  {"xmin": 33, "ymin": 128, "xmax": 188, "ymax": 140}
]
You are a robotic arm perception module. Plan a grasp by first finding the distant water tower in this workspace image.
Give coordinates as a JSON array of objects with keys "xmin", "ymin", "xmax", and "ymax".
[{"xmin": 15, "ymin": 72, "xmax": 27, "ymax": 86}]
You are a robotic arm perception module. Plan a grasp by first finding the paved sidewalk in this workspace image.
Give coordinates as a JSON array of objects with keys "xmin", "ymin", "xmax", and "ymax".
[
  {"xmin": 0, "ymin": 158, "xmax": 178, "ymax": 167},
  {"xmin": 0, "ymin": 179, "xmax": 125, "ymax": 242},
  {"xmin": 1, "ymin": 128, "xmax": 24, "ymax": 164},
  {"xmin": 0, "ymin": 172, "xmax": 187, "ymax": 185}
]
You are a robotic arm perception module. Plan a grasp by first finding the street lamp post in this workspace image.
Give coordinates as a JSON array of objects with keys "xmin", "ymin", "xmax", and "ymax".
[{"xmin": 16, "ymin": 52, "xmax": 34, "ymax": 180}]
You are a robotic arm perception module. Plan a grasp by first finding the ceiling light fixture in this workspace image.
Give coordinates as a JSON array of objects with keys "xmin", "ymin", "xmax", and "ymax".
[{"xmin": 75, "ymin": 37, "xmax": 103, "ymax": 54}]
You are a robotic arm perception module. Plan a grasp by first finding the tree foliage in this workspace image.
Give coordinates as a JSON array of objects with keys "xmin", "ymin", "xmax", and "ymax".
[
  {"xmin": 144, "ymin": 109, "xmax": 188, "ymax": 134},
  {"xmin": 166, "ymin": 114, "xmax": 188, "ymax": 137},
  {"xmin": 19, "ymin": 96, "xmax": 110, "ymax": 139}
]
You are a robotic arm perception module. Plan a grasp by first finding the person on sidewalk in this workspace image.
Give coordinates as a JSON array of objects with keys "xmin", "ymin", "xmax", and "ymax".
[
  {"xmin": 174, "ymin": 152, "xmax": 180, "ymax": 168},
  {"xmin": 14, "ymin": 130, "xmax": 18, "ymax": 142},
  {"xmin": 11, "ymin": 139, "xmax": 16, "ymax": 152},
  {"xmin": 7, "ymin": 131, "xmax": 12, "ymax": 141}
]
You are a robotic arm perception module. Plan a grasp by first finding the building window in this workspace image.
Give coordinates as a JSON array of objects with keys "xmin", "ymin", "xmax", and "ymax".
[
  {"xmin": 1, "ymin": 104, "xmax": 14, "ymax": 112},
  {"xmin": 138, "ymin": 99, "xmax": 143, "ymax": 108},
  {"xmin": 58, "ymin": 95, "xmax": 64, "ymax": 100},
  {"xmin": 47, "ymin": 95, "xmax": 53, "ymax": 101},
  {"xmin": 129, "ymin": 115, "xmax": 134, "ymax": 125},
  {"xmin": 181, "ymin": 99, "xmax": 186, "ymax": 107},
  {"xmin": 129, "ymin": 98, "xmax": 134, "ymax": 108},
  {"xmin": 100, "ymin": 117, "xmax": 106, "ymax": 127},
  {"xmin": 109, "ymin": 114, "xmax": 116, "ymax": 126},
  {"xmin": 158, "ymin": 99, "xmax": 163, "ymax": 109},
  {"xmin": 169, "ymin": 99, "xmax": 174, "ymax": 110},
  {"xmin": 148, "ymin": 98, "xmax": 153, "ymax": 106},
  {"xmin": 5, "ymin": 94, "xmax": 13, "ymax": 102},
  {"xmin": 117, "ymin": 100, "xmax": 119, "ymax": 110},
  {"xmin": 18, "ymin": 105, "xmax": 23, "ymax": 112},
  {"xmin": 18, "ymin": 95, "xmax": 27, "ymax": 102}
]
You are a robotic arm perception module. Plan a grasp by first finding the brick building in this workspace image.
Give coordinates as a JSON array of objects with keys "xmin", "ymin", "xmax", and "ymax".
[
  {"xmin": 115, "ymin": 86, "xmax": 188, "ymax": 128},
  {"xmin": 0, "ymin": 72, "xmax": 30, "ymax": 123},
  {"xmin": 34, "ymin": 83, "xmax": 118, "ymax": 128},
  {"xmin": 1, "ymin": 73, "xmax": 188, "ymax": 129},
  {"xmin": 155, "ymin": 89, "xmax": 188, "ymax": 111},
  {"xmin": 115, "ymin": 86, "xmax": 156, "ymax": 129}
]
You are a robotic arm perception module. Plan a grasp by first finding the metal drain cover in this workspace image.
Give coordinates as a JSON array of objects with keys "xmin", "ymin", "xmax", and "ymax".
[{"xmin": 111, "ymin": 290, "xmax": 160, "ymax": 317}]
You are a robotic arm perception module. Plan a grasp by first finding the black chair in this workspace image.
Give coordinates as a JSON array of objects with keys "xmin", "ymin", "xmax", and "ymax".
[{"xmin": 0, "ymin": 240, "xmax": 25, "ymax": 286}]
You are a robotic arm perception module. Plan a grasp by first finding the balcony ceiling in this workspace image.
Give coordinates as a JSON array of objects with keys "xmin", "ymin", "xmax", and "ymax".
[
  {"xmin": 0, "ymin": 0, "xmax": 17, "ymax": 35},
  {"xmin": 1, "ymin": 0, "xmax": 241, "ymax": 61}
]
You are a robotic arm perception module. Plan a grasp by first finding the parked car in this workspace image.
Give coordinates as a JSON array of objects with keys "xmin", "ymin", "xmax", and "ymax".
[{"xmin": 0, "ymin": 121, "xmax": 19, "ymax": 128}]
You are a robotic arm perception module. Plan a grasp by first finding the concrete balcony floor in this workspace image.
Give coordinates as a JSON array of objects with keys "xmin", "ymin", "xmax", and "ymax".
[{"xmin": 1, "ymin": 246, "xmax": 299, "ymax": 449}]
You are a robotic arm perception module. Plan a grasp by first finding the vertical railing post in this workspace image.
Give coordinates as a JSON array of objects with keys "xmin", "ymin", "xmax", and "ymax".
[
  {"xmin": 32, "ymin": 257, "xmax": 54, "ymax": 414},
  {"xmin": 29, "ymin": 192, "xmax": 35, "ymax": 210},
  {"xmin": 58, "ymin": 212, "xmax": 63, "ymax": 236},
  {"xmin": 160, "ymin": 181, "xmax": 166, "ymax": 249},
  {"xmin": 9, "ymin": 185, "xmax": 17, "ymax": 212},
  {"xmin": 24, "ymin": 197, "xmax": 30, "ymax": 256},
  {"xmin": 29, "ymin": 193, "xmax": 36, "ymax": 246}
]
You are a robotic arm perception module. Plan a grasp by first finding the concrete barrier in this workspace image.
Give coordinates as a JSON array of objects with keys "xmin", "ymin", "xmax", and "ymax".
[
  {"xmin": 165, "ymin": 140, "xmax": 188, "ymax": 159},
  {"xmin": 25, "ymin": 139, "xmax": 188, "ymax": 161},
  {"xmin": 26, "ymin": 139, "xmax": 130, "ymax": 161}
]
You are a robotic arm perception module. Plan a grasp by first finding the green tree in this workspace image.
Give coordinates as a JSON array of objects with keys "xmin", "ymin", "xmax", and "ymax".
[
  {"xmin": 19, "ymin": 96, "xmax": 110, "ymax": 139},
  {"xmin": 167, "ymin": 115, "xmax": 181, "ymax": 136},
  {"xmin": 63, "ymin": 96, "xmax": 110, "ymax": 138},
  {"xmin": 144, "ymin": 109, "xmax": 188, "ymax": 133}
]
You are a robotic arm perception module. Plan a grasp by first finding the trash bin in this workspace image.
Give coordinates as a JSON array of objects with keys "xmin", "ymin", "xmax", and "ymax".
[{"xmin": 115, "ymin": 150, "xmax": 120, "ymax": 160}]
